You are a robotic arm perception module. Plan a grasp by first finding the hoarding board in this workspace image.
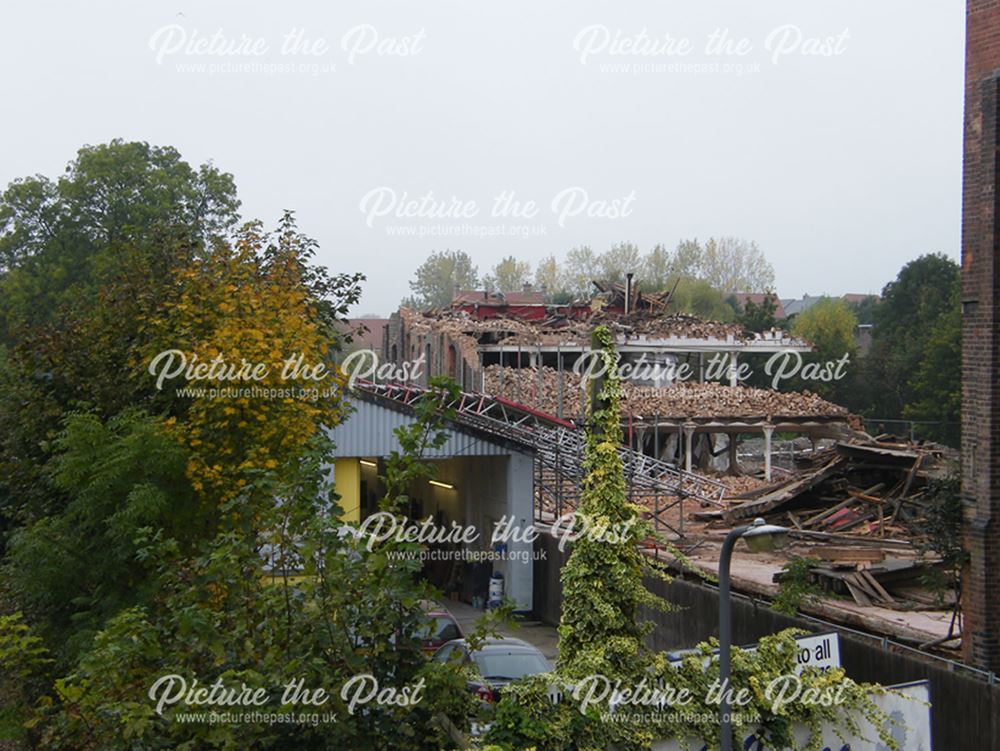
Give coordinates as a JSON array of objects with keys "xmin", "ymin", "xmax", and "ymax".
[{"xmin": 646, "ymin": 680, "xmax": 932, "ymax": 751}]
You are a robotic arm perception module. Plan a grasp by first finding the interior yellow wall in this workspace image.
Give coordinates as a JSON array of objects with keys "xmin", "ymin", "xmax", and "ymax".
[{"xmin": 334, "ymin": 458, "xmax": 361, "ymax": 522}]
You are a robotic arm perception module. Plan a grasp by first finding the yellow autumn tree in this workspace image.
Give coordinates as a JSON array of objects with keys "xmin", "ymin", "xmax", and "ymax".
[{"xmin": 141, "ymin": 217, "xmax": 357, "ymax": 507}]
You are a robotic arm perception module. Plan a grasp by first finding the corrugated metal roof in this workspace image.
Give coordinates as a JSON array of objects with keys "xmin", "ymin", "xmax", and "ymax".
[{"xmin": 327, "ymin": 398, "xmax": 529, "ymax": 458}]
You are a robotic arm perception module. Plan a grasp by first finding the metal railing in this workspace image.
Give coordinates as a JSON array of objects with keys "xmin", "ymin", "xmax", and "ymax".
[{"xmin": 352, "ymin": 379, "xmax": 727, "ymax": 536}]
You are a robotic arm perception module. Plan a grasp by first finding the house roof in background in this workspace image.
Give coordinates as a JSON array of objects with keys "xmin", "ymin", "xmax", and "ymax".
[
  {"xmin": 345, "ymin": 318, "xmax": 388, "ymax": 350},
  {"xmin": 781, "ymin": 293, "xmax": 880, "ymax": 317},
  {"xmin": 781, "ymin": 295, "xmax": 824, "ymax": 317},
  {"xmin": 453, "ymin": 290, "xmax": 546, "ymax": 305},
  {"xmin": 729, "ymin": 293, "xmax": 787, "ymax": 320}
]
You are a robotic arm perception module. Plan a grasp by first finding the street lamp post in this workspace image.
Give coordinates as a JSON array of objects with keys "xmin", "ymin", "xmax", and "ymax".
[{"xmin": 718, "ymin": 517, "xmax": 788, "ymax": 751}]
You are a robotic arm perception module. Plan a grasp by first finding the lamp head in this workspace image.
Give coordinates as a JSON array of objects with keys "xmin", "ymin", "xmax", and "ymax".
[{"xmin": 741, "ymin": 517, "xmax": 789, "ymax": 553}]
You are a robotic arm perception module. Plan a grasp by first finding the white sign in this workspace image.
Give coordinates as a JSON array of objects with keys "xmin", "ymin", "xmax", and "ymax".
[
  {"xmin": 668, "ymin": 632, "xmax": 842, "ymax": 675},
  {"xmin": 748, "ymin": 631, "xmax": 840, "ymax": 674},
  {"xmin": 646, "ymin": 680, "xmax": 932, "ymax": 751}
]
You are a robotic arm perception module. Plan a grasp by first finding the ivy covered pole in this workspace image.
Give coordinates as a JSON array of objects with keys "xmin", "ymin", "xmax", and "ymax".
[{"xmin": 556, "ymin": 326, "xmax": 671, "ymax": 681}]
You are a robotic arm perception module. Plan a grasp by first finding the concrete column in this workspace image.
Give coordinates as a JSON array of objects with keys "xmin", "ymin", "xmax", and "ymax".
[
  {"xmin": 762, "ymin": 424, "xmax": 774, "ymax": 482},
  {"xmin": 683, "ymin": 423, "xmax": 696, "ymax": 473},
  {"xmin": 727, "ymin": 433, "xmax": 739, "ymax": 476},
  {"xmin": 505, "ymin": 452, "xmax": 534, "ymax": 612},
  {"xmin": 729, "ymin": 351, "xmax": 739, "ymax": 387},
  {"xmin": 556, "ymin": 347, "xmax": 564, "ymax": 418}
]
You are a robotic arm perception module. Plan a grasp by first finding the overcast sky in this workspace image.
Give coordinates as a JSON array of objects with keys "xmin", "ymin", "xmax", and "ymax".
[{"xmin": 0, "ymin": 1, "xmax": 965, "ymax": 315}]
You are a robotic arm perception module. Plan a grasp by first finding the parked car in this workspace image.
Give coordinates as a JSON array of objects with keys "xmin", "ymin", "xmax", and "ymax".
[
  {"xmin": 431, "ymin": 637, "xmax": 551, "ymax": 703},
  {"xmin": 416, "ymin": 601, "xmax": 464, "ymax": 655}
]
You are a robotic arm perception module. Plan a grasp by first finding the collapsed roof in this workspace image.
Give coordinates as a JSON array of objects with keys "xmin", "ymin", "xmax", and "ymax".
[{"xmin": 484, "ymin": 365, "xmax": 849, "ymax": 420}]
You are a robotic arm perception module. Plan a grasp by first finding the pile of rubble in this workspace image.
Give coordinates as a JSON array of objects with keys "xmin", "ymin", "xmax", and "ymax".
[
  {"xmin": 402, "ymin": 306, "xmax": 752, "ymax": 350},
  {"xmin": 484, "ymin": 365, "xmax": 849, "ymax": 419},
  {"xmin": 711, "ymin": 439, "xmax": 959, "ymax": 615}
]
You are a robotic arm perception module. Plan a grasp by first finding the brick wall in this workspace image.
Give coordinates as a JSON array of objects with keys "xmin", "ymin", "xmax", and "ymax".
[{"xmin": 963, "ymin": 0, "xmax": 1000, "ymax": 671}]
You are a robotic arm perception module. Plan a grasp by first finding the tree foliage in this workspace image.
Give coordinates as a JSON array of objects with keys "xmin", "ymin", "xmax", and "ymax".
[
  {"xmin": 697, "ymin": 237, "xmax": 775, "ymax": 293},
  {"xmin": 484, "ymin": 255, "xmax": 532, "ymax": 293},
  {"xmin": 562, "ymin": 246, "xmax": 602, "ymax": 299},
  {"xmin": 861, "ymin": 254, "xmax": 960, "ymax": 441},
  {"xmin": 407, "ymin": 238, "xmax": 774, "ymax": 309},
  {"xmin": 789, "ymin": 298, "xmax": 857, "ymax": 402},
  {"xmin": 734, "ymin": 292, "xmax": 780, "ymax": 333},
  {"xmin": 4, "ymin": 410, "xmax": 198, "ymax": 665},
  {"xmin": 668, "ymin": 278, "xmax": 737, "ymax": 321},
  {"xmin": 598, "ymin": 242, "xmax": 642, "ymax": 286},
  {"xmin": 902, "ymin": 277, "xmax": 960, "ymax": 441},
  {"xmin": 140, "ymin": 217, "xmax": 360, "ymax": 504},
  {"xmin": 792, "ymin": 299, "xmax": 857, "ymax": 359},
  {"xmin": 404, "ymin": 249, "xmax": 478, "ymax": 309},
  {"xmin": 0, "ymin": 142, "xmax": 242, "ymax": 546},
  {"xmin": 533, "ymin": 254, "xmax": 563, "ymax": 300},
  {"xmin": 15, "ymin": 389, "xmax": 479, "ymax": 750},
  {"xmin": 0, "ymin": 142, "xmax": 491, "ymax": 749},
  {"xmin": 0, "ymin": 140, "xmax": 239, "ymax": 338}
]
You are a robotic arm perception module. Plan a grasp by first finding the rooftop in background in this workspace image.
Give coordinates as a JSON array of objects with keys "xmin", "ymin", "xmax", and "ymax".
[
  {"xmin": 781, "ymin": 293, "xmax": 879, "ymax": 318},
  {"xmin": 341, "ymin": 318, "xmax": 388, "ymax": 350},
  {"xmin": 453, "ymin": 289, "xmax": 546, "ymax": 306}
]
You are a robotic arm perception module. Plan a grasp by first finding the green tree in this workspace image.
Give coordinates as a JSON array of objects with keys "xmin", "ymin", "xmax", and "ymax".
[
  {"xmin": 0, "ymin": 142, "xmax": 241, "ymax": 548},
  {"xmin": 534, "ymin": 254, "xmax": 571, "ymax": 301},
  {"xmin": 3, "ymin": 410, "xmax": 199, "ymax": 666},
  {"xmin": 17, "ymin": 384, "xmax": 479, "ymax": 750},
  {"xmin": 597, "ymin": 242, "xmax": 642, "ymax": 285},
  {"xmin": 0, "ymin": 140, "xmax": 239, "ymax": 339},
  {"xmin": 866, "ymin": 254, "xmax": 960, "ymax": 423},
  {"xmin": 904, "ymin": 278, "xmax": 960, "ymax": 443},
  {"xmin": 405, "ymin": 249, "xmax": 478, "ymax": 308},
  {"xmin": 483, "ymin": 255, "xmax": 531, "ymax": 293},
  {"xmin": 736, "ymin": 291, "xmax": 780, "ymax": 333},
  {"xmin": 642, "ymin": 239, "xmax": 702, "ymax": 291},
  {"xmin": 667, "ymin": 278, "xmax": 737, "ymax": 321},
  {"xmin": 562, "ymin": 245, "xmax": 601, "ymax": 298},
  {"xmin": 672, "ymin": 238, "xmax": 702, "ymax": 279},
  {"xmin": 790, "ymin": 298, "xmax": 857, "ymax": 401},
  {"xmin": 641, "ymin": 243, "xmax": 674, "ymax": 291},
  {"xmin": 848, "ymin": 295, "xmax": 879, "ymax": 325},
  {"xmin": 699, "ymin": 236, "xmax": 775, "ymax": 293},
  {"xmin": 792, "ymin": 298, "xmax": 856, "ymax": 358}
]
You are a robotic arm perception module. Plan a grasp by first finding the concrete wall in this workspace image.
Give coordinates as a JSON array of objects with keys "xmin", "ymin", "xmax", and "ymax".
[{"xmin": 532, "ymin": 532, "xmax": 1000, "ymax": 750}]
